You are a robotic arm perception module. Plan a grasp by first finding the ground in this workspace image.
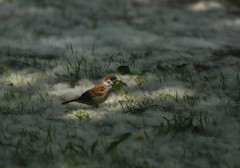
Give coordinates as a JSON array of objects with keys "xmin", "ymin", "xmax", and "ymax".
[{"xmin": 0, "ymin": 0, "xmax": 240, "ymax": 167}]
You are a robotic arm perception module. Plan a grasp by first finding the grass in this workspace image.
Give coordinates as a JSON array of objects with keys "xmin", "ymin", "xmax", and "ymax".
[
  {"xmin": 105, "ymin": 132, "xmax": 131, "ymax": 153},
  {"xmin": 157, "ymin": 110, "xmax": 215, "ymax": 135},
  {"xmin": 87, "ymin": 9, "xmax": 99, "ymax": 29},
  {"xmin": 236, "ymin": 73, "xmax": 240, "ymax": 88},
  {"xmin": 1, "ymin": 89, "xmax": 53, "ymax": 116},
  {"xmin": 183, "ymin": 94, "xmax": 200, "ymax": 107},
  {"xmin": 167, "ymin": 92, "xmax": 180, "ymax": 103},
  {"xmin": 0, "ymin": 50, "xmax": 236, "ymax": 167},
  {"xmin": 65, "ymin": 43, "xmax": 82, "ymax": 80},
  {"xmin": 219, "ymin": 72, "xmax": 227, "ymax": 91},
  {"xmin": 8, "ymin": 0, "xmax": 67, "ymax": 7},
  {"xmin": 0, "ymin": 32, "xmax": 239, "ymax": 168},
  {"xmin": 0, "ymin": 58, "xmax": 238, "ymax": 168},
  {"xmin": 0, "ymin": 0, "xmax": 240, "ymax": 167},
  {"xmin": 55, "ymin": 44, "xmax": 115, "ymax": 82},
  {"xmin": 119, "ymin": 96, "xmax": 155, "ymax": 114},
  {"xmin": 75, "ymin": 111, "xmax": 91, "ymax": 121}
]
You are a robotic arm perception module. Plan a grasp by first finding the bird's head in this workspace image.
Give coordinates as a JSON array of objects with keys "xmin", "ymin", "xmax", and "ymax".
[{"xmin": 103, "ymin": 75, "xmax": 118, "ymax": 87}]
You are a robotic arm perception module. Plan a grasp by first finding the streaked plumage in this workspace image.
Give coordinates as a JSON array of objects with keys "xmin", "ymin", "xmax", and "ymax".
[{"xmin": 62, "ymin": 75, "xmax": 118, "ymax": 107}]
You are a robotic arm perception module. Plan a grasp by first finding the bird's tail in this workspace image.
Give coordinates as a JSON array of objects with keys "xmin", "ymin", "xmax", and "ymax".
[{"xmin": 61, "ymin": 99, "xmax": 77, "ymax": 105}]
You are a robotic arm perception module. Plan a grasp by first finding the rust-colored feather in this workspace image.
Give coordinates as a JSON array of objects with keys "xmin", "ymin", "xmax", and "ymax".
[
  {"xmin": 89, "ymin": 85, "xmax": 107, "ymax": 97},
  {"xmin": 74, "ymin": 83, "xmax": 110, "ymax": 105},
  {"xmin": 104, "ymin": 75, "xmax": 117, "ymax": 82},
  {"xmin": 62, "ymin": 75, "xmax": 118, "ymax": 106},
  {"xmin": 91, "ymin": 85, "xmax": 106, "ymax": 92}
]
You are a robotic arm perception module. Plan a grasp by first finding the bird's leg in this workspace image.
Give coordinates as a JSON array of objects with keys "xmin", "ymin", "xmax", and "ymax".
[{"xmin": 95, "ymin": 105, "xmax": 99, "ymax": 108}]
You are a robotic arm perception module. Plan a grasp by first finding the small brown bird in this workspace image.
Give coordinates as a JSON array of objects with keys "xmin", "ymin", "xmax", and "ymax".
[{"xmin": 62, "ymin": 75, "xmax": 118, "ymax": 108}]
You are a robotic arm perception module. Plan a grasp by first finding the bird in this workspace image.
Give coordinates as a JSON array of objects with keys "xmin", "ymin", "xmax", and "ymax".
[{"xmin": 61, "ymin": 75, "xmax": 118, "ymax": 108}]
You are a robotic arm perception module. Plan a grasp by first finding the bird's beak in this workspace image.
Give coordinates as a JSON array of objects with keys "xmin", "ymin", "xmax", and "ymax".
[{"xmin": 114, "ymin": 79, "xmax": 119, "ymax": 84}]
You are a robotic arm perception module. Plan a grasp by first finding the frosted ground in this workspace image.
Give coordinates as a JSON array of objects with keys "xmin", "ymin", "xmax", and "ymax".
[{"xmin": 0, "ymin": 0, "xmax": 240, "ymax": 167}]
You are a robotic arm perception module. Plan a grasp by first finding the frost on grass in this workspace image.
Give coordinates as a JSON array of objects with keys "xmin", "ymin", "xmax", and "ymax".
[{"xmin": 0, "ymin": 0, "xmax": 240, "ymax": 168}]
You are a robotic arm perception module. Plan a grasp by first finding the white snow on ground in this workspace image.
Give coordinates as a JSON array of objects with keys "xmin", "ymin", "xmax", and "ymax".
[{"xmin": 0, "ymin": 0, "xmax": 240, "ymax": 167}]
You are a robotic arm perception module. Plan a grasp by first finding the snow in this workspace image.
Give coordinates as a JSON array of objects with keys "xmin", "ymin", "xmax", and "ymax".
[{"xmin": 0, "ymin": 0, "xmax": 240, "ymax": 167}]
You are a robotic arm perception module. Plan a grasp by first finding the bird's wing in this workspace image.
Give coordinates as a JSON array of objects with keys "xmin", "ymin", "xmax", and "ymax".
[
  {"xmin": 90, "ymin": 85, "xmax": 107, "ymax": 97},
  {"xmin": 77, "ymin": 90, "xmax": 93, "ymax": 101},
  {"xmin": 76, "ymin": 85, "xmax": 108, "ymax": 101}
]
